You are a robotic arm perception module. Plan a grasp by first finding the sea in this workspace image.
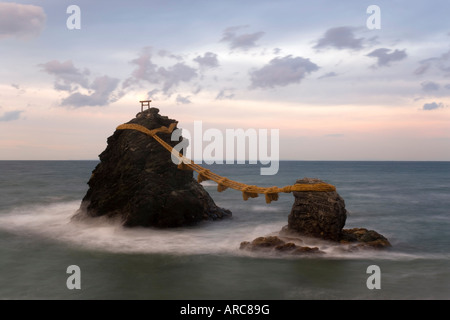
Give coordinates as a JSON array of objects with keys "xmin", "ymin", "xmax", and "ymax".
[{"xmin": 0, "ymin": 160, "xmax": 449, "ymax": 300}]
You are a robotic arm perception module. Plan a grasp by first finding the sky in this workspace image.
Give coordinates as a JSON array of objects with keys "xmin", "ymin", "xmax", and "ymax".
[{"xmin": 0, "ymin": 0, "xmax": 449, "ymax": 161}]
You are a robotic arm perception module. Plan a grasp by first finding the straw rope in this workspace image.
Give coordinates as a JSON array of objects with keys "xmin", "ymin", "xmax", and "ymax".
[{"xmin": 117, "ymin": 123, "xmax": 336, "ymax": 203}]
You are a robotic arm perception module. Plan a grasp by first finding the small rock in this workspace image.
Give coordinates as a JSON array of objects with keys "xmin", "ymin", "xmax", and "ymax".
[
  {"xmin": 149, "ymin": 107, "xmax": 159, "ymax": 114},
  {"xmin": 292, "ymin": 246, "xmax": 322, "ymax": 255},
  {"xmin": 250, "ymin": 236, "xmax": 285, "ymax": 248},
  {"xmin": 341, "ymin": 228, "xmax": 391, "ymax": 249},
  {"xmin": 239, "ymin": 241, "xmax": 251, "ymax": 250},
  {"xmin": 287, "ymin": 178, "xmax": 347, "ymax": 241},
  {"xmin": 239, "ymin": 236, "xmax": 324, "ymax": 255},
  {"xmin": 274, "ymin": 242, "xmax": 297, "ymax": 252}
]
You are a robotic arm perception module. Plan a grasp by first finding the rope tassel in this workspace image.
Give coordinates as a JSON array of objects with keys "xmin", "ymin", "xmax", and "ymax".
[
  {"xmin": 217, "ymin": 178, "xmax": 229, "ymax": 192},
  {"xmin": 264, "ymin": 187, "xmax": 279, "ymax": 204},
  {"xmin": 242, "ymin": 186, "xmax": 259, "ymax": 201}
]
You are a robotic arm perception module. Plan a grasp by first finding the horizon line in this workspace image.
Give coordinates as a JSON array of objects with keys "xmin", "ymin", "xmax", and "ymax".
[{"xmin": 0, "ymin": 159, "xmax": 449, "ymax": 162}]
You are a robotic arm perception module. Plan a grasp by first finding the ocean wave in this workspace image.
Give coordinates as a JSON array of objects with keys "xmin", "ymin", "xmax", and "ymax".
[
  {"xmin": 199, "ymin": 181, "xmax": 217, "ymax": 187},
  {"xmin": 0, "ymin": 201, "xmax": 446, "ymax": 261},
  {"xmin": 249, "ymin": 205, "xmax": 282, "ymax": 212},
  {"xmin": 0, "ymin": 201, "xmax": 282, "ymax": 256}
]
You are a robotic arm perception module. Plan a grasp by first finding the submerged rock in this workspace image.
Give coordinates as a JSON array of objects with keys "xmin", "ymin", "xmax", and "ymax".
[
  {"xmin": 239, "ymin": 236, "xmax": 323, "ymax": 255},
  {"xmin": 73, "ymin": 108, "xmax": 231, "ymax": 227},
  {"xmin": 340, "ymin": 228, "xmax": 391, "ymax": 249}
]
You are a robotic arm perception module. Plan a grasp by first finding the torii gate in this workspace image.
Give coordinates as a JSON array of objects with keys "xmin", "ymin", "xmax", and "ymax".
[{"xmin": 139, "ymin": 100, "xmax": 152, "ymax": 112}]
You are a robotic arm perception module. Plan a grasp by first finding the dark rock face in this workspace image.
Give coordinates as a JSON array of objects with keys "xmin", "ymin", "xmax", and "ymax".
[
  {"xmin": 287, "ymin": 178, "xmax": 347, "ymax": 241},
  {"xmin": 74, "ymin": 108, "xmax": 231, "ymax": 227}
]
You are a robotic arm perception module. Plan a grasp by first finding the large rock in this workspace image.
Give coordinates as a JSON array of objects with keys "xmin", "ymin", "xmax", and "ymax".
[
  {"xmin": 73, "ymin": 108, "xmax": 231, "ymax": 227},
  {"xmin": 286, "ymin": 178, "xmax": 347, "ymax": 241}
]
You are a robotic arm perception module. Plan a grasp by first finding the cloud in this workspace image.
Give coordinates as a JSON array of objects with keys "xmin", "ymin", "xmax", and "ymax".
[
  {"xmin": 0, "ymin": 110, "xmax": 23, "ymax": 122},
  {"xmin": 318, "ymin": 72, "xmax": 338, "ymax": 79},
  {"xmin": 249, "ymin": 55, "xmax": 319, "ymax": 89},
  {"xmin": 192, "ymin": 86, "xmax": 202, "ymax": 94},
  {"xmin": 176, "ymin": 94, "xmax": 191, "ymax": 105},
  {"xmin": 215, "ymin": 88, "xmax": 235, "ymax": 100},
  {"xmin": 414, "ymin": 50, "xmax": 450, "ymax": 76},
  {"xmin": 421, "ymin": 81, "xmax": 440, "ymax": 92},
  {"xmin": 147, "ymin": 89, "xmax": 160, "ymax": 100},
  {"xmin": 122, "ymin": 47, "xmax": 158, "ymax": 89},
  {"xmin": 158, "ymin": 49, "xmax": 183, "ymax": 61},
  {"xmin": 366, "ymin": 48, "xmax": 407, "ymax": 67},
  {"xmin": 193, "ymin": 52, "xmax": 219, "ymax": 69},
  {"xmin": 0, "ymin": 3, "xmax": 46, "ymax": 40},
  {"xmin": 40, "ymin": 60, "xmax": 121, "ymax": 107},
  {"xmin": 314, "ymin": 27, "xmax": 364, "ymax": 50},
  {"xmin": 61, "ymin": 76, "xmax": 120, "ymax": 107},
  {"xmin": 158, "ymin": 63, "xmax": 198, "ymax": 94},
  {"xmin": 273, "ymin": 48, "xmax": 282, "ymax": 55},
  {"xmin": 221, "ymin": 26, "xmax": 265, "ymax": 51},
  {"xmin": 10, "ymin": 83, "xmax": 26, "ymax": 94},
  {"xmin": 435, "ymin": 51, "xmax": 450, "ymax": 74},
  {"xmin": 422, "ymin": 102, "xmax": 445, "ymax": 110},
  {"xmin": 414, "ymin": 63, "xmax": 431, "ymax": 75},
  {"xmin": 39, "ymin": 60, "xmax": 90, "ymax": 91},
  {"xmin": 124, "ymin": 47, "xmax": 198, "ymax": 94}
]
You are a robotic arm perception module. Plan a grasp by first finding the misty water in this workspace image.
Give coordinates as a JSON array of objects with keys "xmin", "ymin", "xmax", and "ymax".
[{"xmin": 0, "ymin": 161, "xmax": 449, "ymax": 299}]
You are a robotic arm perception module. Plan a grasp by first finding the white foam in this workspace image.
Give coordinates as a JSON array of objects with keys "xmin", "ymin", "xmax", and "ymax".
[
  {"xmin": 0, "ymin": 202, "xmax": 283, "ymax": 256},
  {"xmin": 199, "ymin": 181, "xmax": 216, "ymax": 187},
  {"xmin": 249, "ymin": 205, "xmax": 282, "ymax": 213},
  {"xmin": 0, "ymin": 201, "xmax": 442, "ymax": 260}
]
